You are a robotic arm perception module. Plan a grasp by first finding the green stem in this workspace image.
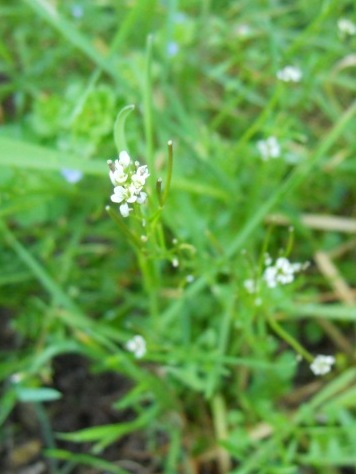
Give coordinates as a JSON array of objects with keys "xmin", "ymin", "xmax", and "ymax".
[
  {"xmin": 156, "ymin": 178, "xmax": 164, "ymax": 207},
  {"xmin": 268, "ymin": 316, "xmax": 312, "ymax": 362},
  {"xmin": 106, "ymin": 206, "xmax": 142, "ymax": 250},
  {"xmin": 143, "ymin": 34, "xmax": 155, "ymax": 176},
  {"xmin": 162, "ymin": 140, "xmax": 174, "ymax": 205},
  {"xmin": 137, "ymin": 251, "xmax": 159, "ymax": 322}
]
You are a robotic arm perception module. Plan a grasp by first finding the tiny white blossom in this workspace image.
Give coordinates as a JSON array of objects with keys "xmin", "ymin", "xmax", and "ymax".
[
  {"xmin": 109, "ymin": 164, "xmax": 128, "ymax": 186},
  {"xmin": 119, "ymin": 203, "xmax": 132, "ymax": 217},
  {"xmin": 257, "ymin": 136, "xmax": 281, "ymax": 161},
  {"xmin": 126, "ymin": 335, "xmax": 146, "ymax": 358},
  {"xmin": 118, "ymin": 150, "xmax": 131, "ymax": 168},
  {"xmin": 277, "ymin": 66, "xmax": 302, "ymax": 83},
  {"xmin": 244, "ymin": 279, "xmax": 256, "ymax": 294},
  {"xmin": 110, "ymin": 186, "xmax": 126, "ymax": 203},
  {"xmin": 310, "ymin": 355, "xmax": 335, "ymax": 376},
  {"xmin": 136, "ymin": 191, "xmax": 147, "ymax": 204},
  {"xmin": 263, "ymin": 257, "xmax": 303, "ymax": 288},
  {"xmin": 235, "ymin": 24, "xmax": 251, "ymax": 38},
  {"xmin": 132, "ymin": 165, "xmax": 150, "ymax": 187},
  {"xmin": 172, "ymin": 257, "xmax": 179, "ymax": 268},
  {"xmin": 10, "ymin": 372, "xmax": 24, "ymax": 384},
  {"xmin": 338, "ymin": 18, "xmax": 356, "ymax": 36},
  {"xmin": 186, "ymin": 274, "xmax": 194, "ymax": 283}
]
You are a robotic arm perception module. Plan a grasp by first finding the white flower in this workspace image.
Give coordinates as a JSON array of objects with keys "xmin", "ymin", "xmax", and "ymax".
[
  {"xmin": 10, "ymin": 372, "xmax": 24, "ymax": 384},
  {"xmin": 108, "ymin": 152, "xmax": 131, "ymax": 185},
  {"xmin": 132, "ymin": 165, "xmax": 150, "ymax": 187},
  {"xmin": 310, "ymin": 355, "xmax": 335, "ymax": 376},
  {"xmin": 118, "ymin": 150, "xmax": 131, "ymax": 168},
  {"xmin": 136, "ymin": 191, "xmax": 147, "ymax": 204},
  {"xmin": 338, "ymin": 18, "xmax": 356, "ymax": 36},
  {"xmin": 257, "ymin": 136, "xmax": 281, "ymax": 161},
  {"xmin": 235, "ymin": 24, "xmax": 251, "ymax": 38},
  {"xmin": 126, "ymin": 335, "xmax": 146, "ymax": 358},
  {"xmin": 111, "ymin": 186, "xmax": 127, "ymax": 203},
  {"xmin": 263, "ymin": 257, "xmax": 303, "ymax": 288},
  {"xmin": 277, "ymin": 66, "xmax": 302, "ymax": 83},
  {"xmin": 109, "ymin": 164, "xmax": 127, "ymax": 186},
  {"xmin": 111, "ymin": 185, "xmax": 138, "ymax": 204},
  {"xmin": 60, "ymin": 168, "xmax": 83, "ymax": 184},
  {"xmin": 119, "ymin": 203, "xmax": 132, "ymax": 218},
  {"xmin": 244, "ymin": 279, "xmax": 256, "ymax": 294}
]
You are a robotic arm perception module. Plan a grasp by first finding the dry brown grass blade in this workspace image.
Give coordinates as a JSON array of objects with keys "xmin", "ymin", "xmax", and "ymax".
[
  {"xmin": 266, "ymin": 213, "xmax": 356, "ymax": 233},
  {"xmin": 314, "ymin": 251, "xmax": 355, "ymax": 356},
  {"xmin": 314, "ymin": 251, "xmax": 355, "ymax": 305}
]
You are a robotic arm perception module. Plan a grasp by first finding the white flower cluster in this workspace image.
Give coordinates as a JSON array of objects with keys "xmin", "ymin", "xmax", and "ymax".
[
  {"xmin": 277, "ymin": 66, "xmax": 302, "ymax": 83},
  {"xmin": 126, "ymin": 335, "xmax": 146, "ymax": 359},
  {"xmin": 310, "ymin": 354, "xmax": 335, "ymax": 376},
  {"xmin": 257, "ymin": 136, "xmax": 281, "ymax": 161},
  {"xmin": 338, "ymin": 18, "xmax": 356, "ymax": 36},
  {"xmin": 263, "ymin": 257, "xmax": 303, "ymax": 288},
  {"xmin": 108, "ymin": 151, "xmax": 149, "ymax": 217}
]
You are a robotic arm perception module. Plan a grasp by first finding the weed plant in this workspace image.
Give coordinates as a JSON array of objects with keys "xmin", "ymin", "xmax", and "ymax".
[{"xmin": 1, "ymin": 0, "xmax": 356, "ymax": 473}]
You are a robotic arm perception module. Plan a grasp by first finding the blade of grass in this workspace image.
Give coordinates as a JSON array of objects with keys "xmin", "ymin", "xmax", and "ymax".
[
  {"xmin": 0, "ymin": 137, "xmax": 105, "ymax": 175},
  {"xmin": 281, "ymin": 303, "xmax": 356, "ymax": 321},
  {"xmin": 22, "ymin": 0, "xmax": 123, "ymax": 85}
]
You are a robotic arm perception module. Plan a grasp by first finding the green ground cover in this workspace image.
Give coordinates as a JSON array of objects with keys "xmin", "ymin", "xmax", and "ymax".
[{"xmin": 1, "ymin": 0, "xmax": 356, "ymax": 473}]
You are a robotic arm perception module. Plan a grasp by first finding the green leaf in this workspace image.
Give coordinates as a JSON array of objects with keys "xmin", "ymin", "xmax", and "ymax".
[
  {"xmin": 113, "ymin": 104, "xmax": 135, "ymax": 154},
  {"xmin": 0, "ymin": 137, "xmax": 105, "ymax": 175},
  {"xmin": 58, "ymin": 405, "xmax": 158, "ymax": 452},
  {"xmin": 45, "ymin": 449, "xmax": 130, "ymax": 474},
  {"xmin": 16, "ymin": 387, "xmax": 62, "ymax": 402}
]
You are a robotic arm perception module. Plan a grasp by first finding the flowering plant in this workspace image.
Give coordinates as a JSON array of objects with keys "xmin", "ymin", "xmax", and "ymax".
[{"xmin": 108, "ymin": 151, "xmax": 149, "ymax": 217}]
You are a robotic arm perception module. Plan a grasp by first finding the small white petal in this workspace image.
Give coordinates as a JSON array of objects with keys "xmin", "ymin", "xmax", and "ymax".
[
  {"xmin": 257, "ymin": 136, "xmax": 280, "ymax": 161},
  {"xmin": 126, "ymin": 335, "xmax": 146, "ymax": 358},
  {"xmin": 244, "ymin": 279, "xmax": 256, "ymax": 294},
  {"xmin": 310, "ymin": 355, "xmax": 335, "ymax": 376},
  {"xmin": 277, "ymin": 66, "xmax": 302, "ymax": 83},
  {"xmin": 136, "ymin": 191, "xmax": 147, "ymax": 204},
  {"xmin": 119, "ymin": 203, "xmax": 131, "ymax": 217},
  {"xmin": 111, "ymin": 186, "xmax": 126, "ymax": 203},
  {"xmin": 119, "ymin": 150, "xmax": 131, "ymax": 168},
  {"xmin": 338, "ymin": 18, "xmax": 356, "ymax": 36}
]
